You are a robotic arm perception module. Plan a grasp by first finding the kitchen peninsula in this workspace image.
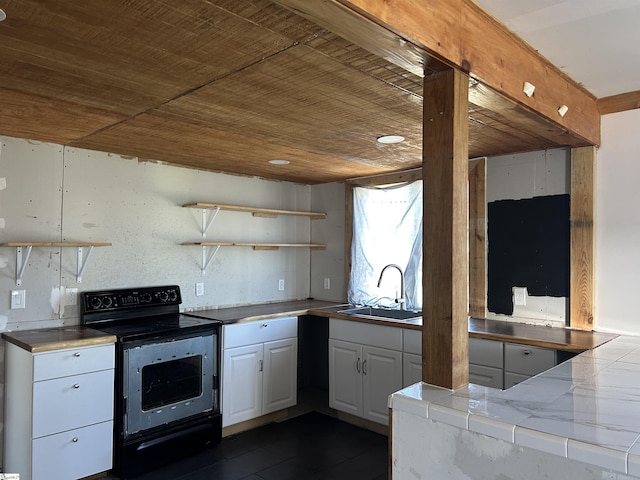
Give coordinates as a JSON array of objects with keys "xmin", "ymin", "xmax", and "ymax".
[{"xmin": 390, "ymin": 333, "xmax": 640, "ymax": 479}]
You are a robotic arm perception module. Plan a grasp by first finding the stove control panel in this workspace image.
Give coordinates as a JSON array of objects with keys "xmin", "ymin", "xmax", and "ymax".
[{"xmin": 81, "ymin": 285, "xmax": 182, "ymax": 313}]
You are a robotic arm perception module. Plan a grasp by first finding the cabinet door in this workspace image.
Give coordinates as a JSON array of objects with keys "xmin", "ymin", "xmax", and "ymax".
[
  {"xmin": 402, "ymin": 353, "xmax": 423, "ymax": 388},
  {"xmin": 263, "ymin": 338, "xmax": 297, "ymax": 414},
  {"xmin": 362, "ymin": 346, "xmax": 403, "ymax": 425},
  {"xmin": 222, "ymin": 343, "xmax": 263, "ymax": 427},
  {"xmin": 329, "ymin": 339, "xmax": 362, "ymax": 417}
]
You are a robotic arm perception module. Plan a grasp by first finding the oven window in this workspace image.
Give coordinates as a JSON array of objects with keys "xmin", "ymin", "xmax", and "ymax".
[{"xmin": 141, "ymin": 355, "xmax": 203, "ymax": 410}]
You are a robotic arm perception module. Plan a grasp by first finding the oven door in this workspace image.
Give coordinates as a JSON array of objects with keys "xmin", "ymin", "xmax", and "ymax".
[{"xmin": 123, "ymin": 334, "xmax": 215, "ymax": 437}]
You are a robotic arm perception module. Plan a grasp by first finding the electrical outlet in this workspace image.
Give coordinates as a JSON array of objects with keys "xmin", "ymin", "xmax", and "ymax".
[
  {"xmin": 513, "ymin": 287, "xmax": 527, "ymax": 306},
  {"xmin": 278, "ymin": 279, "xmax": 285, "ymax": 291},
  {"xmin": 196, "ymin": 282, "xmax": 205, "ymax": 296},
  {"xmin": 324, "ymin": 278, "xmax": 331, "ymax": 290},
  {"xmin": 65, "ymin": 287, "xmax": 78, "ymax": 305},
  {"xmin": 11, "ymin": 289, "xmax": 26, "ymax": 309}
]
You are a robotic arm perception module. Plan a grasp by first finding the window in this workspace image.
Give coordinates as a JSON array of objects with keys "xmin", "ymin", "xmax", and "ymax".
[{"xmin": 348, "ymin": 180, "xmax": 422, "ymax": 310}]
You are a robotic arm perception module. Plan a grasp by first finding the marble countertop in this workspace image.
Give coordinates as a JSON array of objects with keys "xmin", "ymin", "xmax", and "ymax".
[{"xmin": 390, "ymin": 334, "xmax": 640, "ymax": 477}]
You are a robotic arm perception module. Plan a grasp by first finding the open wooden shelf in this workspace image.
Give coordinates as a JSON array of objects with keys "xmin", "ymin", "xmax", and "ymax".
[
  {"xmin": 182, "ymin": 242, "xmax": 327, "ymax": 250},
  {"xmin": 183, "ymin": 202, "xmax": 327, "ymax": 220},
  {"xmin": 0, "ymin": 242, "xmax": 112, "ymax": 247}
]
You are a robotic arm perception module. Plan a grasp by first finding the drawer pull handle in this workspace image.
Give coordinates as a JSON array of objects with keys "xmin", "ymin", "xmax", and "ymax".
[
  {"xmin": 362, "ymin": 360, "xmax": 367, "ymax": 376},
  {"xmin": 72, "ymin": 437, "xmax": 78, "ymax": 443},
  {"xmin": 262, "ymin": 323, "xmax": 268, "ymax": 328},
  {"xmin": 74, "ymin": 352, "xmax": 81, "ymax": 357},
  {"xmin": 523, "ymin": 350, "xmax": 532, "ymax": 356},
  {"xmin": 356, "ymin": 358, "xmax": 361, "ymax": 373},
  {"xmin": 73, "ymin": 384, "xmax": 80, "ymax": 389}
]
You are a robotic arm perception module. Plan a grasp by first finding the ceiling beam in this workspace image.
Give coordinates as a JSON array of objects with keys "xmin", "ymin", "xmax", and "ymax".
[
  {"xmin": 273, "ymin": 0, "xmax": 600, "ymax": 147},
  {"xmin": 598, "ymin": 90, "xmax": 640, "ymax": 115}
]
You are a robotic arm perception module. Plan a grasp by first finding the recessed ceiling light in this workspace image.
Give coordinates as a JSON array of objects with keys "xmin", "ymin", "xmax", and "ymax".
[
  {"xmin": 377, "ymin": 135, "xmax": 405, "ymax": 144},
  {"xmin": 0, "ymin": 9, "xmax": 6, "ymax": 22},
  {"xmin": 268, "ymin": 159, "xmax": 290, "ymax": 165}
]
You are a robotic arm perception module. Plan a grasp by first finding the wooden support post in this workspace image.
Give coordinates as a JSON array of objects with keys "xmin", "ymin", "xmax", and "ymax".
[
  {"xmin": 422, "ymin": 68, "xmax": 469, "ymax": 389},
  {"xmin": 469, "ymin": 158, "xmax": 487, "ymax": 318},
  {"xmin": 570, "ymin": 146, "xmax": 596, "ymax": 330}
]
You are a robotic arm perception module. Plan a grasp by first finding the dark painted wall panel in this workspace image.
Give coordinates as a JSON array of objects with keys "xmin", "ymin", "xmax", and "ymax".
[{"xmin": 487, "ymin": 194, "xmax": 570, "ymax": 315}]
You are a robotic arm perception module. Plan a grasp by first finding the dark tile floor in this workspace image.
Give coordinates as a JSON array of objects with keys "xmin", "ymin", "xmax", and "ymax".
[{"xmin": 113, "ymin": 412, "xmax": 389, "ymax": 480}]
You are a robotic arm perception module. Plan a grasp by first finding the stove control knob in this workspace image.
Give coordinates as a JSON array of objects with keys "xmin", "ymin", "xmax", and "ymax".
[
  {"xmin": 168, "ymin": 289, "xmax": 178, "ymax": 302},
  {"xmin": 102, "ymin": 297, "xmax": 113, "ymax": 308},
  {"xmin": 141, "ymin": 293, "xmax": 152, "ymax": 303},
  {"xmin": 159, "ymin": 291, "xmax": 169, "ymax": 302},
  {"xmin": 89, "ymin": 297, "xmax": 102, "ymax": 309}
]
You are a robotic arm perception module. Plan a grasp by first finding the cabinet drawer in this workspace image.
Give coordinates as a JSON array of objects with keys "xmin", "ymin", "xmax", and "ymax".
[
  {"xmin": 32, "ymin": 421, "xmax": 113, "ymax": 480},
  {"xmin": 33, "ymin": 369, "xmax": 114, "ymax": 438},
  {"xmin": 469, "ymin": 364, "xmax": 503, "ymax": 389},
  {"xmin": 330, "ymin": 318, "xmax": 402, "ymax": 351},
  {"xmin": 469, "ymin": 338, "xmax": 503, "ymax": 369},
  {"xmin": 504, "ymin": 343, "xmax": 556, "ymax": 376},
  {"xmin": 33, "ymin": 344, "xmax": 114, "ymax": 381},
  {"xmin": 403, "ymin": 329, "xmax": 421, "ymax": 355},
  {"xmin": 504, "ymin": 371, "xmax": 531, "ymax": 389},
  {"xmin": 224, "ymin": 317, "xmax": 297, "ymax": 349}
]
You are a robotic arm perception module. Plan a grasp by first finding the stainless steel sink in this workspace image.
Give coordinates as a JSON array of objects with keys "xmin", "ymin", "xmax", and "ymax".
[{"xmin": 338, "ymin": 306, "xmax": 422, "ymax": 321}]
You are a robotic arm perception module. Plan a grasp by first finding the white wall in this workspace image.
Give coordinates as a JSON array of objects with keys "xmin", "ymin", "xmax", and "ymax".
[
  {"xmin": 0, "ymin": 136, "xmax": 345, "ymax": 331},
  {"xmin": 596, "ymin": 109, "xmax": 640, "ymax": 335},
  {"xmin": 486, "ymin": 148, "xmax": 570, "ymax": 326}
]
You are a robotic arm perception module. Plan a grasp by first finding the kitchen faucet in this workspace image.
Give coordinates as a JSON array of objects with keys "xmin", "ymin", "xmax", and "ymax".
[{"xmin": 377, "ymin": 264, "xmax": 405, "ymax": 310}]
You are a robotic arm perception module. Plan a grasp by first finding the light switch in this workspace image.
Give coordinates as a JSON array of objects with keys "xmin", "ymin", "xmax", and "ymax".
[{"xmin": 11, "ymin": 289, "xmax": 26, "ymax": 309}]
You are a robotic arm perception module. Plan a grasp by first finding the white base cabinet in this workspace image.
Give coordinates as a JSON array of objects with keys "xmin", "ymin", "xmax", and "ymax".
[
  {"xmin": 398, "ymin": 332, "xmax": 562, "ymax": 390},
  {"xmin": 4, "ymin": 342, "xmax": 115, "ymax": 480},
  {"xmin": 329, "ymin": 319, "xmax": 403, "ymax": 425},
  {"xmin": 402, "ymin": 329, "xmax": 423, "ymax": 387},
  {"xmin": 222, "ymin": 317, "xmax": 298, "ymax": 427}
]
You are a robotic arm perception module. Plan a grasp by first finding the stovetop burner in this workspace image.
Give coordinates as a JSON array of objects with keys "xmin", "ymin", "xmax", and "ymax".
[
  {"xmin": 81, "ymin": 285, "xmax": 221, "ymax": 342},
  {"xmin": 90, "ymin": 313, "xmax": 219, "ymax": 342}
]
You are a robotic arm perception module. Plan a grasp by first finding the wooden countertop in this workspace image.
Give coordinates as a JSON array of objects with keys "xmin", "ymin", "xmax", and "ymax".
[
  {"xmin": 3, "ymin": 302, "xmax": 614, "ymax": 354},
  {"xmin": 2, "ymin": 326, "xmax": 116, "ymax": 353},
  {"xmin": 467, "ymin": 317, "xmax": 617, "ymax": 352},
  {"xmin": 185, "ymin": 299, "xmax": 348, "ymax": 323},
  {"xmin": 187, "ymin": 300, "xmax": 617, "ymax": 352}
]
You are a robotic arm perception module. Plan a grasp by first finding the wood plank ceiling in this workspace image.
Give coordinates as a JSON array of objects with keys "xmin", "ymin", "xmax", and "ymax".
[{"xmin": 0, "ymin": 0, "xmax": 592, "ymax": 184}]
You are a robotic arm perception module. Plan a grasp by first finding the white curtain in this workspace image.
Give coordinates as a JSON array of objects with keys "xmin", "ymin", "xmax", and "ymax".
[{"xmin": 348, "ymin": 181, "xmax": 423, "ymax": 310}]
